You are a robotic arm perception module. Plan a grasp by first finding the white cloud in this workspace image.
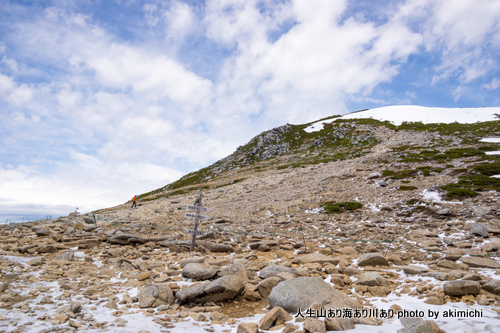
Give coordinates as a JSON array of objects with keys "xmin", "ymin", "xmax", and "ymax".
[
  {"xmin": 0, "ymin": 73, "xmax": 33, "ymax": 106},
  {"xmin": 483, "ymin": 78, "xmax": 500, "ymax": 90},
  {"xmin": 163, "ymin": 1, "xmax": 194, "ymax": 41}
]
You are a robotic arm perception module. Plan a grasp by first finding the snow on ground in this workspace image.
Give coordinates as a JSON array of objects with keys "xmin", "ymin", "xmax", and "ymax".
[
  {"xmin": 304, "ymin": 106, "xmax": 500, "ymax": 132},
  {"xmin": 421, "ymin": 189, "xmax": 444, "ymax": 203},
  {"xmin": 480, "ymin": 138, "xmax": 500, "ymax": 143}
]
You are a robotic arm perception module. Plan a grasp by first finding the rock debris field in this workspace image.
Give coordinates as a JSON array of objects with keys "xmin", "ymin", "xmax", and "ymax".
[{"xmin": 1, "ymin": 129, "xmax": 500, "ymax": 333}]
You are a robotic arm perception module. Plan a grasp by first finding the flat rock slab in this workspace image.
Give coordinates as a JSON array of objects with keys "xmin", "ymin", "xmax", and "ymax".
[
  {"xmin": 403, "ymin": 265, "xmax": 429, "ymax": 275},
  {"xmin": 298, "ymin": 253, "xmax": 341, "ymax": 265},
  {"xmin": 460, "ymin": 256, "xmax": 500, "ymax": 269}
]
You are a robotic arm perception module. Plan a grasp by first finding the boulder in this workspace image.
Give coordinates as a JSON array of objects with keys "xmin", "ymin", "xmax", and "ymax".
[
  {"xmin": 180, "ymin": 257, "xmax": 205, "ymax": 267},
  {"xmin": 460, "ymin": 256, "xmax": 500, "ymax": 269},
  {"xmin": 356, "ymin": 272, "xmax": 387, "ymax": 286},
  {"xmin": 397, "ymin": 320, "xmax": 440, "ymax": 333},
  {"xmin": 57, "ymin": 251, "xmax": 74, "ymax": 261},
  {"xmin": 471, "ymin": 223, "xmax": 489, "ymax": 237},
  {"xmin": 435, "ymin": 208, "xmax": 450, "ymax": 215},
  {"xmin": 298, "ymin": 253, "xmax": 340, "ymax": 265},
  {"xmin": 325, "ymin": 317, "xmax": 355, "ymax": 331},
  {"xmin": 482, "ymin": 280, "xmax": 500, "ymax": 295},
  {"xmin": 436, "ymin": 260, "xmax": 463, "ymax": 270},
  {"xmin": 258, "ymin": 306, "xmax": 292, "ymax": 330},
  {"xmin": 37, "ymin": 245, "xmax": 57, "ymax": 253},
  {"xmin": 176, "ymin": 275, "xmax": 245, "ymax": 303},
  {"xmin": 268, "ymin": 277, "xmax": 362, "ymax": 314},
  {"xmin": 83, "ymin": 216, "xmax": 95, "ymax": 224},
  {"xmin": 182, "ymin": 263, "xmax": 218, "ymax": 280},
  {"xmin": 403, "ymin": 265, "xmax": 429, "ymax": 275},
  {"xmin": 35, "ymin": 229, "xmax": 52, "ymax": 236},
  {"xmin": 56, "ymin": 302, "xmax": 82, "ymax": 315},
  {"xmin": 259, "ymin": 264, "xmax": 297, "ymax": 279},
  {"xmin": 27, "ymin": 257, "xmax": 44, "ymax": 266},
  {"xmin": 303, "ymin": 317, "xmax": 327, "ymax": 333},
  {"xmin": 137, "ymin": 284, "xmax": 174, "ymax": 308},
  {"xmin": 219, "ymin": 263, "xmax": 248, "ymax": 280},
  {"xmin": 443, "ymin": 280, "xmax": 480, "ymax": 296},
  {"xmin": 473, "ymin": 206, "xmax": 492, "ymax": 217},
  {"xmin": 237, "ymin": 323, "xmax": 258, "ymax": 333},
  {"xmin": 257, "ymin": 277, "xmax": 282, "ymax": 298},
  {"xmin": 357, "ymin": 253, "xmax": 389, "ymax": 267}
]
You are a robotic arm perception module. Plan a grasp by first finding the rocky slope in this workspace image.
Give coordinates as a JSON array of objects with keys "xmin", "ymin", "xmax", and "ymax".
[{"xmin": 1, "ymin": 107, "xmax": 500, "ymax": 333}]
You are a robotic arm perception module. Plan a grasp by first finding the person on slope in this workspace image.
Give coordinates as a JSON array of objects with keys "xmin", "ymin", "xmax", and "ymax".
[{"xmin": 131, "ymin": 195, "xmax": 137, "ymax": 209}]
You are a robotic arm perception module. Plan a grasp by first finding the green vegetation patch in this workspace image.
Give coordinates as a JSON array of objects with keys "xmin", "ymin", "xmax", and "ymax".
[
  {"xmin": 216, "ymin": 178, "xmax": 247, "ymax": 188},
  {"xmin": 398, "ymin": 186, "xmax": 418, "ymax": 191},
  {"xmin": 441, "ymin": 188, "xmax": 478, "ymax": 198},
  {"xmin": 322, "ymin": 201, "xmax": 363, "ymax": 214},
  {"xmin": 440, "ymin": 161, "xmax": 500, "ymax": 197}
]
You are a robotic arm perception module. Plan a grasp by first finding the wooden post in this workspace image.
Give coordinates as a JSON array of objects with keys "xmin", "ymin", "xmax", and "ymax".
[{"xmin": 190, "ymin": 191, "xmax": 203, "ymax": 253}]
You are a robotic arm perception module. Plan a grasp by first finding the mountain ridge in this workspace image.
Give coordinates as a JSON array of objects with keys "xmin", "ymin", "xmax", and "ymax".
[{"xmin": 122, "ymin": 105, "xmax": 500, "ymax": 206}]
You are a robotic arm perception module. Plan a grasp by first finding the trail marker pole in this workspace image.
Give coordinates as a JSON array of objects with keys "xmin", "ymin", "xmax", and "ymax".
[{"xmin": 186, "ymin": 191, "xmax": 210, "ymax": 253}]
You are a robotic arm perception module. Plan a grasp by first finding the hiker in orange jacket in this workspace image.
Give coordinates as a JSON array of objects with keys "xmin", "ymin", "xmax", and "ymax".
[{"xmin": 131, "ymin": 195, "xmax": 137, "ymax": 208}]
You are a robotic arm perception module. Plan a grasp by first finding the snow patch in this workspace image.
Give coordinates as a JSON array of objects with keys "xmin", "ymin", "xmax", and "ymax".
[
  {"xmin": 340, "ymin": 105, "xmax": 500, "ymax": 126},
  {"xmin": 479, "ymin": 138, "xmax": 500, "ymax": 143}
]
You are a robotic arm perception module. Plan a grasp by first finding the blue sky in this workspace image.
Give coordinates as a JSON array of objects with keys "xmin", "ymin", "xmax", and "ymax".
[{"xmin": 1, "ymin": 0, "xmax": 499, "ymax": 221}]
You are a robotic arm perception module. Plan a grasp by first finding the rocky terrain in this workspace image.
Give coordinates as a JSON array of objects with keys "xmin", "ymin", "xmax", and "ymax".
[{"xmin": 1, "ymin": 110, "xmax": 500, "ymax": 333}]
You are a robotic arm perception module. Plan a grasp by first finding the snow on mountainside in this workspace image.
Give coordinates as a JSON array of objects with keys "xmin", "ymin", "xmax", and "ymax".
[{"xmin": 305, "ymin": 105, "xmax": 500, "ymax": 132}]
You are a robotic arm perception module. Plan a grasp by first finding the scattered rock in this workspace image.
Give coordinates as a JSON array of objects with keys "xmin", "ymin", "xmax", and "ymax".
[
  {"xmin": 258, "ymin": 306, "xmax": 292, "ymax": 330},
  {"xmin": 460, "ymin": 256, "xmax": 500, "ymax": 269},
  {"xmin": 137, "ymin": 284, "xmax": 174, "ymax": 308},
  {"xmin": 357, "ymin": 253, "xmax": 389, "ymax": 267},
  {"xmin": 443, "ymin": 280, "xmax": 480, "ymax": 296},
  {"xmin": 471, "ymin": 223, "xmax": 489, "ymax": 237},
  {"xmin": 182, "ymin": 263, "xmax": 218, "ymax": 280}
]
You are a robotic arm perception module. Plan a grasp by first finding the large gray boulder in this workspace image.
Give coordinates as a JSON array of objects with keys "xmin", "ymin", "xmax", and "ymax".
[
  {"xmin": 137, "ymin": 284, "xmax": 174, "ymax": 308},
  {"xmin": 182, "ymin": 263, "xmax": 218, "ymax": 280},
  {"xmin": 471, "ymin": 223, "xmax": 489, "ymax": 237},
  {"xmin": 176, "ymin": 275, "xmax": 245, "ymax": 303},
  {"xmin": 268, "ymin": 277, "xmax": 362, "ymax": 313}
]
